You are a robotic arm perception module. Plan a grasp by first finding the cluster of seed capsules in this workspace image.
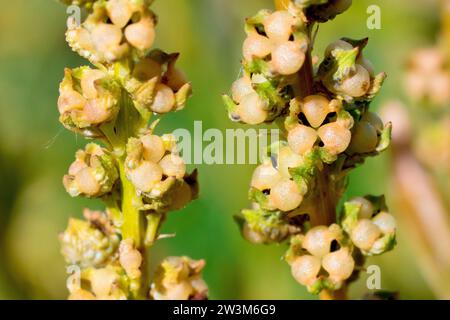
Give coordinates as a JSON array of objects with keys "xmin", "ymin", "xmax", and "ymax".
[
  {"xmin": 226, "ymin": 0, "xmax": 396, "ymax": 295},
  {"xmin": 58, "ymin": 0, "xmax": 206, "ymax": 300}
]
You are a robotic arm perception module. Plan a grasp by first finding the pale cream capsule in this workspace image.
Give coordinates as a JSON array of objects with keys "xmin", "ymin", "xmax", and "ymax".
[
  {"xmin": 237, "ymin": 92, "xmax": 268, "ymax": 125},
  {"xmin": 322, "ymin": 248, "xmax": 355, "ymax": 282},
  {"xmin": 106, "ymin": 0, "xmax": 133, "ymax": 28},
  {"xmin": 302, "ymin": 95, "xmax": 330, "ymax": 128},
  {"xmin": 302, "ymin": 226, "xmax": 336, "ymax": 258},
  {"xmin": 347, "ymin": 197, "xmax": 374, "ymax": 219},
  {"xmin": 119, "ymin": 240, "xmax": 142, "ymax": 279},
  {"xmin": 325, "ymin": 40, "xmax": 353, "ymax": 57},
  {"xmin": 288, "ymin": 124, "xmax": 317, "ymax": 155},
  {"xmin": 242, "ymin": 33, "xmax": 272, "ymax": 61},
  {"xmin": 159, "ymin": 154, "xmax": 186, "ymax": 179},
  {"xmin": 338, "ymin": 64, "xmax": 371, "ymax": 97},
  {"xmin": 83, "ymin": 97, "xmax": 115, "ymax": 124},
  {"xmin": 271, "ymin": 41, "xmax": 305, "ymax": 75},
  {"xmin": 74, "ymin": 168, "xmax": 101, "ymax": 196},
  {"xmin": 317, "ymin": 122, "xmax": 351, "ymax": 154},
  {"xmin": 80, "ymin": 69, "xmax": 104, "ymax": 99},
  {"xmin": 151, "ymin": 84, "xmax": 176, "ymax": 113},
  {"xmin": 90, "ymin": 268, "xmax": 118, "ymax": 298},
  {"xmin": 351, "ymin": 219, "xmax": 381, "ymax": 251},
  {"xmin": 269, "ymin": 178, "xmax": 303, "ymax": 211},
  {"xmin": 349, "ymin": 121, "xmax": 378, "ymax": 154},
  {"xmin": 92, "ymin": 23, "xmax": 123, "ymax": 54},
  {"xmin": 141, "ymin": 134, "xmax": 165, "ymax": 163},
  {"xmin": 251, "ymin": 163, "xmax": 283, "ymax": 191},
  {"xmin": 277, "ymin": 146, "xmax": 304, "ymax": 178},
  {"xmin": 58, "ymin": 89, "xmax": 86, "ymax": 114},
  {"xmin": 372, "ymin": 212, "xmax": 396, "ymax": 234},
  {"xmin": 243, "ymin": 223, "xmax": 266, "ymax": 244},
  {"xmin": 231, "ymin": 77, "xmax": 253, "ymax": 103},
  {"xmin": 263, "ymin": 11, "xmax": 294, "ymax": 43},
  {"xmin": 124, "ymin": 16, "xmax": 155, "ymax": 51},
  {"xmin": 128, "ymin": 161, "xmax": 163, "ymax": 193},
  {"xmin": 291, "ymin": 255, "xmax": 321, "ymax": 286}
]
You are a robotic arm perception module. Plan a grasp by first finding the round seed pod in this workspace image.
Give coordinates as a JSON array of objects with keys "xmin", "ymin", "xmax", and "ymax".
[
  {"xmin": 322, "ymin": 247, "xmax": 355, "ymax": 282},
  {"xmin": 271, "ymin": 41, "xmax": 306, "ymax": 75},
  {"xmin": 357, "ymin": 56, "xmax": 375, "ymax": 77},
  {"xmin": 317, "ymin": 122, "xmax": 351, "ymax": 154},
  {"xmin": 231, "ymin": 76, "xmax": 253, "ymax": 103},
  {"xmin": 338, "ymin": 64, "xmax": 371, "ymax": 97},
  {"xmin": 277, "ymin": 146, "xmax": 304, "ymax": 178},
  {"xmin": 361, "ymin": 111, "xmax": 383, "ymax": 132},
  {"xmin": 74, "ymin": 168, "xmax": 101, "ymax": 196},
  {"xmin": 350, "ymin": 219, "xmax": 381, "ymax": 251},
  {"xmin": 119, "ymin": 240, "xmax": 142, "ymax": 279},
  {"xmin": 302, "ymin": 95, "xmax": 330, "ymax": 128},
  {"xmin": 141, "ymin": 134, "xmax": 165, "ymax": 163},
  {"xmin": 151, "ymin": 84, "xmax": 176, "ymax": 114},
  {"xmin": 263, "ymin": 11, "xmax": 295, "ymax": 43},
  {"xmin": 106, "ymin": 0, "xmax": 133, "ymax": 28},
  {"xmin": 128, "ymin": 161, "xmax": 163, "ymax": 193},
  {"xmin": 325, "ymin": 40, "xmax": 353, "ymax": 57},
  {"xmin": 288, "ymin": 124, "xmax": 318, "ymax": 155},
  {"xmin": 302, "ymin": 226, "xmax": 337, "ymax": 258},
  {"xmin": 159, "ymin": 154, "xmax": 186, "ymax": 179},
  {"xmin": 124, "ymin": 15, "xmax": 155, "ymax": 51},
  {"xmin": 91, "ymin": 23, "xmax": 124, "ymax": 58},
  {"xmin": 242, "ymin": 33, "xmax": 273, "ymax": 61},
  {"xmin": 269, "ymin": 178, "xmax": 303, "ymax": 211},
  {"xmin": 291, "ymin": 255, "xmax": 321, "ymax": 286},
  {"xmin": 237, "ymin": 92, "xmax": 268, "ymax": 125},
  {"xmin": 348, "ymin": 121, "xmax": 378, "ymax": 154},
  {"xmin": 347, "ymin": 197, "xmax": 374, "ymax": 219},
  {"xmin": 251, "ymin": 163, "xmax": 283, "ymax": 191},
  {"xmin": 372, "ymin": 212, "xmax": 396, "ymax": 234}
]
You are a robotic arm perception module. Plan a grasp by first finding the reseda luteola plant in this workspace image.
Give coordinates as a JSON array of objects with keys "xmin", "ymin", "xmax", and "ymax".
[
  {"xmin": 224, "ymin": 0, "xmax": 396, "ymax": 299},
  {"xmin": 57, "ymin": 0, "xmax": 208, "ymax": 300}
]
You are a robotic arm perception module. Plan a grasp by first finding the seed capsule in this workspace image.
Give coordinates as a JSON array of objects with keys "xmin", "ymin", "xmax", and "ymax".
[
  {"xmin": 288, "ymin": 124, "xmax": 318, "ymax": 155},
  {"xmin": 361, "ymin": 112, "xmax": 383, "ymax": 132},
  {"xmin": 291, "ymin": 255, "xmax": 321, "ymax": 286},
  {"xmin": 237, "ymin": 92, "xmax": 268, "ymax": 125},
  {"xmin": 372, "ymin": 212, "xmax": 396, "ymax": 234},
  {"xmin": 277, "ymin": 146, "xmax": 304, "ymax": 178},
  {"xmin": 151, "ymin": 84, "xmax": 176, "ymax": 114},
  {"xmin": 271, "ymin": 41, "xmax": 306, "ymax": 75},
  {"xmin": 128, "ymin": 161, "xmax": 163, "ymax": 193},
  {"xmin": 351, "ymin": 219, "xmax": 381, "ymax": 251},
  {"xmin": 90, "ymin": 268, "xmax": 118, "ymax": 299},
  {"xmin": 159, "ymin": 154, "xmax": 186, "ymax": 179},
  {"xmin": 302, "ymin": 95, "xmax": 330, "ymax": 128},
  {"xmin": 338, "ymin": 64, "xmax": 371, "ymax": 97},
  {"xmin": 325, "ymin": 40, "xmax": 353, "ymax": 57},
  {"xmin": 133, "ymin": 58, "xmax": 162, "ymax": 81},
  {"xmin": 269, "ymin": 178, "xmax": 303, "ymax": 211},
  {"xmin": 322, "ymin": 247, "xmax": 355, "ymax": 282},
  {"xmin": 106, "ymin": 0, "xmax": 133, "ymax": 29},
  {"xmin": 348, "ymin": 121, "xmax": 378, "ymax": 154},
  {"xmin": 251, "ymin": 163, "xmax": 283, "ymax": 191},
  {"xmin": 119, "ymin": 239, "xmax": 142, "ymax": 279},
  {"xmin": 242, "ymin": 33, "xmax": 273, "ymax": 61},
  {"xmin": 317, "ymin": 122, "xmax": 351, "ymax": 154},
  {"xmin": 347, "ymin": 197, "xmax": 374, "ymax": 219},
  {"xmin": 124, "ymin": 15, "xmax": 155, "ymax": 51},
  {"xmin": 302, "ymin": 226, "xmax": 336, "ymax": 258},
  {"xmin": 231, "ymin": 76, "xmax": 253, "ymax": 103},
  {"xmin": 141, "ymin": 134, "xmax": 165, "ymax": 163},
  {"xmin": 264, "ymin": 11, "xmax": 295, "ymax": 43}
]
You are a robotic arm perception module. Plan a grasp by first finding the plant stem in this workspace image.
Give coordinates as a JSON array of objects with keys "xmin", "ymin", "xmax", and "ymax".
[{"xmin": 273, "ymin": 0, "xmax": 344, "ymax": 300}]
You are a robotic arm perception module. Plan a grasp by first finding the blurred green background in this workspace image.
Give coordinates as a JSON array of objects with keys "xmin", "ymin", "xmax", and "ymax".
[{"xmin": 0, "ymin": 0, "xmax": 443, "ymax": 299}]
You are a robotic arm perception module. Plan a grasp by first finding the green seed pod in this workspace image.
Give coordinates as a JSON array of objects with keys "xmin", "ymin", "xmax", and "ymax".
[
  {"xmin": 63, "ymin": 143, "xmax": 119, "ymax": 198},
  {"xmin": 150, "ymin": 257, "xmax": 208, "ymax": 300},
  {"xmin": 60, "ymin": 217, "xmax": 120, "ymax": 268}
]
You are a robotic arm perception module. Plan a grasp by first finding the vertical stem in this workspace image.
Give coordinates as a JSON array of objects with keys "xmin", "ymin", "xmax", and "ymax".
[{"xmin": 273, "ymin": 0, "xmax": 344, "ymax": 300}]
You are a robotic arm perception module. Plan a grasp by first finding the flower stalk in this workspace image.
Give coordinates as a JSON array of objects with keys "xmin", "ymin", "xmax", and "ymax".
[
  {"xmin": 58, "ymin": 0, "xmax": 207, "ymax": 300},
  {"xmin": 225, "ymin": 0, "xmax": 396, "ymax": 299}
]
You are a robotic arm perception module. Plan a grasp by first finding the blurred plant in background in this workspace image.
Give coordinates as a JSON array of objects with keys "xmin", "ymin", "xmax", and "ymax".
[
  {"xmin": 381, "ymin": 0, "xmax": 450, "ymax": 299},
  {"xmin": 0, "ymin": 0, "xmax": 447, "ymax": 300}
]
